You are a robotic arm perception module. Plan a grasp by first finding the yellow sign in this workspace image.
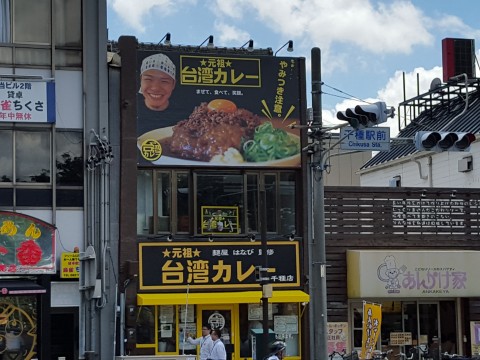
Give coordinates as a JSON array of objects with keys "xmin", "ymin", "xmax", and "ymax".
[
  {"xmin": 361, "ymin": 302, "xmax": 382, "ymax": 360},
  {"xmin": 201, "ymin": 206, "xmax": 239, "ymax": 235},
  {"xmin": 61, "ymin": 252, "xmax": 80, "ymax": 278}
]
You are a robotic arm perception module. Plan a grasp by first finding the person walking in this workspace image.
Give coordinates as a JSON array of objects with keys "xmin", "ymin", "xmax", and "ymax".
[
  {"xmin": 186, "ymin": 323, "xmax": 213, "ymax": 360},
  {"xmin": 208, "ymin": 328, "xmax": 227, "ymax": 360}
]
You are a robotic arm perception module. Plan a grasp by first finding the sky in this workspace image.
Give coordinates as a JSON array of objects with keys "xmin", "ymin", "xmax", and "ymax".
[{"xmin": 106, "ymin": 0, "xmax": 480, "ymax": 135}]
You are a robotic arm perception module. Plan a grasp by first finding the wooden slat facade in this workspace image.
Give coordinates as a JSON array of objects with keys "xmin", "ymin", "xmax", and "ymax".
[{"xmin": 323, "ymin": 186, "xmax": 480, "ymax": 323}]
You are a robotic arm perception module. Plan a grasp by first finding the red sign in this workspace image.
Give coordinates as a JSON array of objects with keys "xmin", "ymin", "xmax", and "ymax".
[{"xmin": 0, "ymin": 211, "xmax": 56, "ymax": 274}]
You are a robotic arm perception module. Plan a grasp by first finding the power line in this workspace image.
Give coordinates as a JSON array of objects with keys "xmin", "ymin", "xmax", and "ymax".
[{"xmin": 322, "ymin": 82, "xmax": 374, "ymax": 104}]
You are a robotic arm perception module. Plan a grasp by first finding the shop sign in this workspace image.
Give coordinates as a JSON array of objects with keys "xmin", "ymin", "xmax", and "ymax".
[
  {"xmin": 0, "ymin": 211, "xmax": 56, "ymax": 274},
  {"xmin": 327, "ymin": 322, "xmax": 349, "ymax": 354},
  {"xmin": 201, "ymin": 206, "xmax": 239, "ymax": 234},
  {"xmin": 471, "ymin": 321, "xmax": 480, "ymax": 355},
  {"xmin": 0, "ymin": 80, "xmax": 55, "ymax": 123},
  {"xmin": 347, "ymin": 250, "xmax": 480, "ymax": 298},
  {"xmin": 139, "ymin": 241, "xmax": 300, "ymax": 290},
  {"xmin": 60, "ymin": 252, "xmax": 80, "ymax": 278},
  {"xmin": 136, "ymin": 49, "xmax": 303, "ymax": 168},
  {"xmin": 389, "ymin": 332, "xmax": 412, "ymax": 346}
]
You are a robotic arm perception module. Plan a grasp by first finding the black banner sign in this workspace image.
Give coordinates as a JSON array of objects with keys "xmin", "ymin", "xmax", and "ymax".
[{"xmin": 139, "ymin": 241, "xmax": 300, "ymax": 290}]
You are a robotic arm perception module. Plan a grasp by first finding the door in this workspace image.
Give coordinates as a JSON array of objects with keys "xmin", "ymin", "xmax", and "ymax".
[
  {"xmin": 403, "ymin": 302, "xmax": 453, "ymax": 360},
  {"xmin": 200, "ymin": 305, "xmax": 236, "ymax": 360}
]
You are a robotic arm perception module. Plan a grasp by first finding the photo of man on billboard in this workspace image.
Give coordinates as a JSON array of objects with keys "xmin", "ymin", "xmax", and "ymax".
[{"xmin": 139, "ymin": 53, "xmax": 176, "ymax": 112}]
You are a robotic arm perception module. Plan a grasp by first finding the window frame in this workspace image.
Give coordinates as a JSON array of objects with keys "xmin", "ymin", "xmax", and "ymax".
[
  {"xmin": 0, "ymin": 124, "xmax": 84, "ymax": 209},
  {"xmin": 0, "ymin": 0, "xmax": 83, "ymax": 68},
  {"xmin": 137, "ymin": 169, "xmax": 298, "ymax": 237}
]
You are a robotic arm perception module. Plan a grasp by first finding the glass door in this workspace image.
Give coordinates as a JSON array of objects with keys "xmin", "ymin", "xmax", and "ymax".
[
  {"xmin": 200, "ymin": 305, "xmax": 236, "ymax": 360},
  {"xmin": 403, "ymin": 302, "xmax": 440, "ymax": 360}
]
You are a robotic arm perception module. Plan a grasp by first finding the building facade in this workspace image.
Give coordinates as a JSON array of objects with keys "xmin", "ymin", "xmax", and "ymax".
[
  {"xmin": 0, "ymin": 1, "xmax": 116, "ymax": 359},
  {"xmin": 349, "ymin": 66, "xmax": 480, "ymax": 358},
  {"xmin": 115, "ymin": 36, "xmax": 313, "ymax": 360},
  {"xmin": 323, "ymin": 186, "xmax": 480, "ymax": 359}
]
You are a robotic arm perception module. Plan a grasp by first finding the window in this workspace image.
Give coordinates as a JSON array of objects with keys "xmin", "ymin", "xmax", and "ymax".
[
  {"xmin": 0, "ymin": 129, "xmax": 12, "ymax": 182},
  {"xmin": 0, "ymin": 127, "xmax": 83, "ymax": 208},
  {"xmin": 13, "ymin": 0, "xmax": 51, "ymax": 44},
  {"xmin": 239, "ymin": 303, "xmax": 300, "ymax": 358},
  {"xmin": 0, "ymin": 0, "xmax": 82, "ymax": 67},
  {"xmin": 196, "ymin": 173, "xmax": 244, "ymax": 234},
  {"xmin": 54, "ymin": 0, "xmax": 81, "ymax": 47},
  {"xmin": 56, "ymin": 130, "xmax": 83, "ymax": 207},
  {"xmin": 15, "ymin": 130, "xmax": 51, "ymax": 183},
  {"xmin": 137, "ymin": 170, "xmax": 297, "ymax": 237},
  {"xmin": 0, "ymin": 296, "xmax": 38, "ymax": 358}
]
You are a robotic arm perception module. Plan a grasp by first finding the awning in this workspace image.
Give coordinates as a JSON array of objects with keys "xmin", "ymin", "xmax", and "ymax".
[
  {"xmin": 138, "ymin": 290, "xmax": 309, "ymax": 306},
  {"xmin": 0, "ymin": 281, "xmax": 46, "ymax": 295}
]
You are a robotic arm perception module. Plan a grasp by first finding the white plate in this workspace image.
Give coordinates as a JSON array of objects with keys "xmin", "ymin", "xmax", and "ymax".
[{"xmin": 138, "ymin": 125, "xmax": 301, "ymax": 167}]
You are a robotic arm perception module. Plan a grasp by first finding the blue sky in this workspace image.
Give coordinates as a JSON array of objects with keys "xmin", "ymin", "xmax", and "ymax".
[{"xmin": 106, "ymin": 0, "xmax": 480, "ymax": 134}]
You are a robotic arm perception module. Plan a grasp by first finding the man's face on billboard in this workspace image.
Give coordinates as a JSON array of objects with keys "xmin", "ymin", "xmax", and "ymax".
[{"xmin": 140, "ymin": 69, "xmax": 176, "ymax": 111}]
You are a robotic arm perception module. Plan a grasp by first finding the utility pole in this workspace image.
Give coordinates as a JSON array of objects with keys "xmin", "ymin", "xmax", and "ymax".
[
  {"xmin": 260, "ymin": 177, "xmax": 270, "ymax": 360},
  {"xmin": 309, "ymin": 47, "xmax": 328, "ymax": 360}
]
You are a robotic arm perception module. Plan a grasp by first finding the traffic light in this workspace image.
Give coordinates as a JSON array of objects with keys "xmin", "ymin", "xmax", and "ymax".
[
  {"xmin": 336, "ymin": 101, "xmax": 394, "ymax": 129},
  {"xmin": 414, "ymin": 131, "xmax": 476, "ymax": 152}
]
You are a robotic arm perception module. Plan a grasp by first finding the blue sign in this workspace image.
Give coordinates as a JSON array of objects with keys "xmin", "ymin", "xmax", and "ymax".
[{"xmin": 340, "ymin": 126, "xmax": 390, "ymax": 151}]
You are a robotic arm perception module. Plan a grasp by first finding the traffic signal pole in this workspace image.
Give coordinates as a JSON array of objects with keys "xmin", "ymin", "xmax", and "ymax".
[{"xmin": 309, "ymin": 47, "xmax": 328, "ymax": 360}]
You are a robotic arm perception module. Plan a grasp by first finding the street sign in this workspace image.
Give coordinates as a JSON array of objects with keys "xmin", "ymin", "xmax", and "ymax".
[{"xmin": 340, "ymin": 126, "xmax": 390, "ymax": 151}]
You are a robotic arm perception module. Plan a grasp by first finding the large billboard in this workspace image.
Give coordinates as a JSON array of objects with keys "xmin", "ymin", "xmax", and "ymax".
[{"xmin": 136, "ymin": 49, "xmax": 304, "ymax": 167}]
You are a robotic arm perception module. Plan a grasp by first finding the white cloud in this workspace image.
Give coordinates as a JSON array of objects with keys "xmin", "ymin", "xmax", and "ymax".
[
  {"xmin": 214, "ymin": 22, "xmax": 250, "ymax": 45},
  {"xmin": 109, "ymin": 0, "xmax": 196, "ymax": 33},
  {"xmin": 211, "ymin": 0, "xmax": 434, "ymax": 55}
]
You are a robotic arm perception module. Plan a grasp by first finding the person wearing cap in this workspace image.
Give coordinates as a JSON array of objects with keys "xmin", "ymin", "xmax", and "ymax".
[
  {"xmin": 265, "ymin": 341, "xmax": 286, "ymax": 360},
  {"xmin": 139, "ymin": 53, "xmax": 176, "ymax": 112},
  {"xmin": 187, "ymin": 323, "xmax": 214, "ymax": 360}
]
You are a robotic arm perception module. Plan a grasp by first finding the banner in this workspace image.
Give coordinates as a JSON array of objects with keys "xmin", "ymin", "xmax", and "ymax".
[
  {"xmin": 361, "ymin": 302, "xmax": 382, "ymax": 359},
  {"xmin": 139, "ymin": 241, "xmax": 300, "ymax": 290}
]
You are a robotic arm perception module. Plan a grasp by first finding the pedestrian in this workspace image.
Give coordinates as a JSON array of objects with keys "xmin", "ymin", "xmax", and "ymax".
[
  {"xmin": 265, "ymin": 341, "xmax": 286, "ymax": 360},
  {"xmin": 187, "ymin": 323, "xmax": 213, "ymax": 360},
  {"xmin": 207, "ymin": 328, "xmax": 227, "ymax": 360}
]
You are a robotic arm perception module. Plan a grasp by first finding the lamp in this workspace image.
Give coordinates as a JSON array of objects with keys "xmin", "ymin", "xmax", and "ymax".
[
  {"xmin": 167, "ymin": 234, "xmax": 173, "ymax": 242},
  {"xmin": 241, "ymin": 39, "xmax": 254, "ymax": 52},
  {"xmin": 158, "ymin": 32, "xmax": 171, "ymax": 46},
  {"xmin": 249, "ymin": 234, "xmax": 256, "ymax": 242},
  {"xmin": 208, "ymin": 236, "xmax": 214, "ymax": 242},
  {"xmin": 274, "ymin": 40, "xmax": 293, "ymax": 56},
  {"xmin": 199, "ymin": 35, "xmax": 214, "ymax": 49},
  {"xmin": 288, "ymin": 233, "xmax": 295, "ymax": 241},
  {"xmin": 451, "ymin": 190, "xmax": 457, "ymax": 199}
]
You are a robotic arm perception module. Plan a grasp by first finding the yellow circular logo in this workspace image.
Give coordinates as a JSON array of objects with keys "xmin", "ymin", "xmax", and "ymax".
[{"xmin": 141, "ymin": 139, "xmax": 162, "ymax": 161}]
